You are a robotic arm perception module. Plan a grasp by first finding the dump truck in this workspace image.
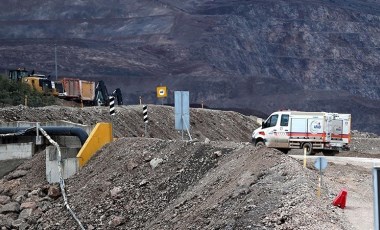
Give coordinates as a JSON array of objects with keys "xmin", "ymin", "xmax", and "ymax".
[
  {"xmin": 252, "ymin": 111, "xmax": 351, "ymax": 155},
  {"xmin": 53, "ymin": 78, "xmax": 123, "ymax": 106},
  {"xmin": 61, "ymin": 78, "xmax": 95, "ymax": 102},
  {"xmin": 51, "ymin": 81, "xmax": 65, "ymax": 97}
]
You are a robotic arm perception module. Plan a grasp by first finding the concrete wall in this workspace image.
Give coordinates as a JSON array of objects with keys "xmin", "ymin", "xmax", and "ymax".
[
  {"xmin": 50, "ymin": 136, "xmax": 82, "ymax": 148},
  {"xmin": 0, "ymin": 142, "xmax": 34, "ymax": 160},
  {"xmin": 0, "ymin": 121, "xmax": 104, "ymax": 183},
  {"xmin": 0, "ymin": 121, "xmax": 89, "ymax": 150},
  {"xmin": 45, "ymin": 146, "xmax": 80, "ymax": 183}
]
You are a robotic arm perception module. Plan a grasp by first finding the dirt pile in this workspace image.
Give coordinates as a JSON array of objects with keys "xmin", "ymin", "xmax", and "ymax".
[
  {"xmin": 1, "ymin": 138, "xmax": 352, "ymax": 229},
  {"xmin": 0, "ymin": 105, "xmax": 376, "ymax": 229},
  {"xmin": 0, "ymin": 105, "xmax": 259, "ymax": 142}
]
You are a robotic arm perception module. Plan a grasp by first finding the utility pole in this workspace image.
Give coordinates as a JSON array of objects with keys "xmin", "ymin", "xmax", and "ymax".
[{"xmin": 55, "ymin": 45, "xmax": 58, "ymax": 81}]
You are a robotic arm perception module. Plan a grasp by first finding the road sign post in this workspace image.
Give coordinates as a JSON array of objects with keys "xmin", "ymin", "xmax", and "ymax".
[
  {"xmin": 314, "ymin": 157, "xmax": 328, "ymax": 197},
  {"xmin": 109, "ymin": 96, "xmax": 115, "ymax": 138},
  {"xmin": 156, "ymin": 86, "xmax": 167, "ymax": 105},
  {"xmin": 143, "ymin": 105, "xmax": 148, "ymax": 137},
  {"xmin": 373, "ymin": 166, "xmax": 380, "ymax": 230},
  {"xmin": 303, "ymin": 147, "xmax": 307, "ymax": 168},
  {"xmin": 109, "ymin": 96, "xmax": 115, "ymax": 116}
]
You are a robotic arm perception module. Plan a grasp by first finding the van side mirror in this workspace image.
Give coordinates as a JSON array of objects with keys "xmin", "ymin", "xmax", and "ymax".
[{"xmin": 261, "ymin": 121, "xmax": 265, "ymax": 128}]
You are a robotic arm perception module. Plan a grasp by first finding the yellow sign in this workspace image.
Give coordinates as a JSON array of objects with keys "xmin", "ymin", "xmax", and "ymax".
[{"xmin": 156, "ymin": 86, "xmax": 167, "ymax": 98}]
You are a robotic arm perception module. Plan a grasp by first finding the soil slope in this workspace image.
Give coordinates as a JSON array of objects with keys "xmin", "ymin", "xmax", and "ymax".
[{"xmin": 0, "ymin": 105, "xmax": 377, "ymax": 229}]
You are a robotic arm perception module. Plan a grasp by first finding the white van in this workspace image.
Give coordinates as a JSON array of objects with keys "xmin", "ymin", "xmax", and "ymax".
[{"xmin": 252, "ymin": 111, "xmax": 351, "ymax": 154}]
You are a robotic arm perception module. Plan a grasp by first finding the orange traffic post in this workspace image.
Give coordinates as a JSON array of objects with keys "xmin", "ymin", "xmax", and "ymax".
[{"xmin": 332, "ymin": 188, "xmax": 347, "ymax": 209}]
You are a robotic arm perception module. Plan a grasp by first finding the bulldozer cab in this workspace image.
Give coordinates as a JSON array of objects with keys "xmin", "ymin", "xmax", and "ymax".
[{"xmin": 8, "ymin": 69, "xmax": 29, "ymax": 81}]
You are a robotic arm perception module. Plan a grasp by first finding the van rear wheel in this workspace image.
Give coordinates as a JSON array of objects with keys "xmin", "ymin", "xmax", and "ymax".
[
  {"xmin": 303, "ymin": 143, "xmax": 315, "ymax": 155},
  {"xmin": 255, "ymin": 141, "xmax": 265, "ymax": 148}
]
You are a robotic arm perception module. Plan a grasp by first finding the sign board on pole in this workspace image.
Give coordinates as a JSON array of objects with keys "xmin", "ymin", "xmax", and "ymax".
[
  {"xmin": 175, "ymin": 91, "xmax": 189, "ymax": 131},
  {"xmin": 156, "ymin": 86, "xmax": 168, "ymax": 98},
  {"xmin": 314, "ymin": 157, "xmax": 328, "ymax": 197},
  {"xmin": 314, "ymin": 157, "xmax": 328, "ymax": 171}
]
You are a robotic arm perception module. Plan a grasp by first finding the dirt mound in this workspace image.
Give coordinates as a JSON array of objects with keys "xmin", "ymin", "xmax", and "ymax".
[
  {"xmin": 1, "ymin": 138, "xmax": 351, "ymax": 229},
  {"xmin": 0, "ymin": 105, "xmax": 259, "ymax": 142},
  {"xmin": 0, "ymin": 105, "xmax": 374, "ymax": 229}
]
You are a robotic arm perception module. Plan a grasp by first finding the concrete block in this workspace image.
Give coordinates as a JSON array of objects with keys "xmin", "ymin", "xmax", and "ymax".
[
  {"xmin": 0, "ymin": 143, "xmax": 34, "ymax": 160},
  {"xmin": 45, "ymin": 146, "xmax": 80, "ymax": 183}
]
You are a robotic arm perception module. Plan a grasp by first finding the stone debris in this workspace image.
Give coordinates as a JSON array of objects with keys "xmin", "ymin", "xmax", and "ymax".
[{"xmin": 0, "ymin": 105, "xmax": 377, "ymax": 229}]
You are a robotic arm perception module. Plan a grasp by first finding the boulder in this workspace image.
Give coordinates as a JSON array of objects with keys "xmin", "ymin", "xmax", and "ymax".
[
  {"xmin": 48, "ymin": 186, "xmax": 61, "ymax": 199},
  {"xmin": 150, "ymin": 158, "xmax": 163, "ymax": 169},
  {"xmin": 108, "ymin": 215, "xmax": 125, "ymax": 227},
  {"xmin": 0, "ymin": 195, "xmax": 10, "ymax": 205},
  {"xmin": 20, "ymin": 201, "xmax": 37, "ymax": 210},
  {"xmin": 0, "ymin": 202, "xmax": 20, "ymax": 214},
  {"xmin": 18, "ymin": 208, "xmax": 33, "ymax": 220},
  {"xmin": 5, "ymin": 170, "xmax": 28, "ymax": 180}
]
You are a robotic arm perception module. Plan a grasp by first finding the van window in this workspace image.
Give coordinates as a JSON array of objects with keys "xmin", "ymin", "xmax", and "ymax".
[
  {"xmin": 280, "ymin": 115, "xmax": 289, "ymax": 126},
  {"xmin": 264, "ymin": 114, "xmax": 278, "ymax": 128}
]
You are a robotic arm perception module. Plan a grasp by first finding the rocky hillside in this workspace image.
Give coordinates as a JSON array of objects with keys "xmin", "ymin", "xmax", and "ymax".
[
  {"xmin": 0, "ymin": 0, "xmax": 379, "ymax": 133},
  {"xmin": 0, "ymin": 105, "xmax": 362, "ymax": 229}
]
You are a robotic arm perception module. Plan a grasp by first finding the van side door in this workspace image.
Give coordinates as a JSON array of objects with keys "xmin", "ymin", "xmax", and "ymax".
[
  {"xmin": 262, "ymin": 114, "xmax": 279, "ymax": 147},
  {"xmin": 276, "ymin": 114, "xmax": 290, "ymax": 148}
]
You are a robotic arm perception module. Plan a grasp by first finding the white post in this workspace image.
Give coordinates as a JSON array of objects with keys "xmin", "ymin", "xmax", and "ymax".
[{"xmin": 303, "ymin": 147, "xmax": 307, "ymax": 168}]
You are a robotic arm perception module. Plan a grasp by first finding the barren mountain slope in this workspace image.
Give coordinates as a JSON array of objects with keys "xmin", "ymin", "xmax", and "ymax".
[{"xmin": 0, "ymin": 0, "xmax": 379, "ymax": 133}]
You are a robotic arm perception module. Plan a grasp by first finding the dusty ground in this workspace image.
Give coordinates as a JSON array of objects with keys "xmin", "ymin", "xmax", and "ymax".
[{"xmin": 0, "ymin": 105, "xmax": 378, "ymax": 229}]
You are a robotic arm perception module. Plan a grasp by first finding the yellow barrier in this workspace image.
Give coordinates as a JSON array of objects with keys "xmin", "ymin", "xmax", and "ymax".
[{"xmin": 77, "ymin": 123, "xmax": 113, "ymax": 167}]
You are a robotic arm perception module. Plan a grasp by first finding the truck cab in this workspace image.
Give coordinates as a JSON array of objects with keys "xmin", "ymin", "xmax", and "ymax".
[{"xmin": 252, "ymin": 111, "xmax": 291, "ymax": 153}]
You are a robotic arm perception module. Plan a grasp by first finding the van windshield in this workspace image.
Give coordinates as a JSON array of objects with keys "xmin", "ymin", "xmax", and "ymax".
[{"xmin": 264, "ymin": 115, "xmax": 278, "ymax": 128}]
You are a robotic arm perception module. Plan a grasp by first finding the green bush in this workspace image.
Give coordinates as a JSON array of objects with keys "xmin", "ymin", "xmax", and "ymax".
[{"xmin": 0, "ymin": 75, "xmax": 57, "ymax": 107}]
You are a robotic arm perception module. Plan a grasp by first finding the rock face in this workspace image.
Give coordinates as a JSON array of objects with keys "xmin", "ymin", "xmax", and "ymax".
[{"xmin": 0, "ymin": 0, "xmax": 379, "ymax": 134}]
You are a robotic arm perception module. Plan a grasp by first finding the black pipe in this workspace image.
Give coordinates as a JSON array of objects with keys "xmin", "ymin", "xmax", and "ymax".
[{"xmin": 0, "ymin": 126, "xmax": 88, "ymax": 145}]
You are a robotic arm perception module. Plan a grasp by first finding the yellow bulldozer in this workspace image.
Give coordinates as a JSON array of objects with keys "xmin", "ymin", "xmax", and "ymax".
[{"xmin": 8, "ymin": 69, "xmax": 63, "ymax": 96}]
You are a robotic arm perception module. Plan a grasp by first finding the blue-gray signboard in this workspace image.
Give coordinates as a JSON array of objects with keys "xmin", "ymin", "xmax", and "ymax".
[
  {"xmin": 175, "ymin": 91, "xmax": 190, "ymax": 131},
  {"xmin": 314, "ymin": 157, "xmax": 328, "ymax": 171}
]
